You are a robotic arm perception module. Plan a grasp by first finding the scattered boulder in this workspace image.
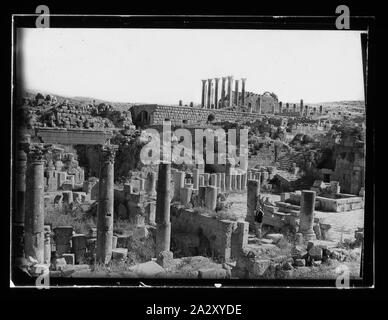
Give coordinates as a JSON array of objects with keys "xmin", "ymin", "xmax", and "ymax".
[
  {"xmin": 156, "ymin": 251, "xmax": 174, "ymax": 269},
  {"xmin": 294, "ymin": 259, "xmax": 306, "ymax": 267},
  {"xmin": 265, "ymin": 233, "xmax": 284, "ymax": 244}
]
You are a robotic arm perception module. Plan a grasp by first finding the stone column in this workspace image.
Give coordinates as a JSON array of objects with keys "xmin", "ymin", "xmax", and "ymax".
[
  {"xmin": 198, "ymin": 186, "xmax": 206, "ymax": 207},
  {"xmin": 192, "ymin": 168, "xmax": 199, "ymax": 190},
  {"xmin": 300, "ymin": 99, "xmax": 304, "ymax": 115},
  {"xmin": 209, "ymin": 173, "xmax": 217, "ymax": 187},
  {"xmin": 199, "ymin": 175, "xmax": 205, "ymax": 187},
  {"xmin": 220, "ymin": 172, "xmax": 225, "ymax": 192},
  {"xmin": 24, "ymin": 144, "xmax": 48, "ymax": 263},
  {"xmin": 14, "ymin": 134, "xmax": 30, "ymax": 260},
  {"xmin": 201, "ymin": 80, "xmax": 207, "ymax": 108},
  {"xmin": 225, "ymin": 162, "xmax": 232, "ymax": 191},
  {"xmin": 221, "ymin": 77, "xmax": 227, "ymax": 108},
  {"xmin": 234, "ymin": 80, "xmax": 239, "ymax": 106},
  {"xmin": 319, "ymin": 105, "xmax": 323, "ymax": 114},
  {"xmin": 299, "ymin": 190, "xmax": 317, "ymax": 240},
  {"xmin": 241, "ymin": 78, "xmax": 246, "ymax": 107},
  {"xmin": 173, "ymin": 171, "xmax": 185, "ymax": 201},
  {"xmin": 207, "ymin": 79, "xmax": 212, "ymax": 109},
  {"xmin": 227, "ymin": 76, "xmax": 233, "ymax": 107},
  {"xmin": 293, "ymin": 104, "xmax": 296, "ymax": 113},
  {"xmin": 257, "ymin": 96, "xmax": 262, "ymax": 114},
  {"xmin": 43, "ymin": 225, "xmax": 51, "ymax": 264},
  {"xmin": 241, "ymin": 173, "xmax": 247, "ymax": 191},
  {"xmin": 279, "ymin": 101, "xmax": 283, "ymax": 114},
  {"xmin": 145, "ymin": 171, "xmax": 157, "ymax": 196},
  {"xmin": 286, "ymin": 103, "xmax": 289, "ymax": 113},
  {"xmin": 214, "ymin": 78, "xmax": 220, "ymax": 109},
  {"xmin": 236, "ymin": 174, "xmax": 242, "ymax": 190},
  {"xmin": 156, "ymin": 162, "xmax": 172, "ymax": 254},
  {"xmin": 96, "ymin": 144, "xmax": 117, "ymax": 264},
  {"xmin": 247, "ymin": 178, "xmax": 260, "ymax": 225},
  {"xmin": 205, "ymin": 186, "xmax": 217, "ymax": 211}
]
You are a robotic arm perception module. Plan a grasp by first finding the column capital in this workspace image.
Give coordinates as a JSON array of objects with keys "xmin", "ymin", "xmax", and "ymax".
[
  {"xmin": 25, "ymin": 143, "xmax": 53, "ymax": 163},
  {"xmin": 214, "ymin": 77, "xmax": 220, "ymax": 82},
  {"xmin": 207, "ymin": 78, "xmax": 213, "ymax": 83},
  {"xmin": 222, "ymin": 76, "xmax": 227, "ymax": 81},
  {"xmin": 100, "ymin": 144, "xmax": 118, "ymax": 164},
  {"xmin": 202, "ymin": 79, "xmax": 207, "ymax": 84},
  {"xmin": 228, "ymin": 75, "xmax": 234, "ymax": 80},
  {"xmin": 241, "ymin": 78, "xmax": 247, "ymax": 82}
]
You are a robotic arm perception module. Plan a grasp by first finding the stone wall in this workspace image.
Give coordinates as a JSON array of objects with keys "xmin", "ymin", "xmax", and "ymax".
[
  {"xmin": 131, "ymin": 104, "xmax": 265, "ymax": 127},
  {"xmin": 170, "ymin": 206, "xmax": 247, "ymax": 261}
]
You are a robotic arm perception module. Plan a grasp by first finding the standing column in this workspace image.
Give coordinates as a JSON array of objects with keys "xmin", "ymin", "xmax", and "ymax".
[
  {"xmin": 96, "ymin": 144, "xmax": 117, "ymax": 264},
  {"xmin": 14, "ymin": 134, "xmax": 30, "ymax": 260},
  {"xmin": 24, "ymin": 144, "xmax": 49, "ymax": 263},
  {"xmin": 192, "ymin": 168, "xmax": 199, "ymax": 190},
  {"xmin": 201, "ymin": 79, "xmax": 207, "ymax": 108},
  {"xmin": 234, "ymin": 80, "xmax": 239, "ymax": 106},
  {"xmin": 227, "ymin": 76, "xmax": 233, "ymax": 107},
  {"xmin": 299, "ymin": 190, "xmax": 317, "ymax": 240},
  {"xmin": 241, "ymin": 78, "xmax": 246, "ymax": 107},
  {"xmin": 300, "ymin": 99, "xmax": 304, "ymax": 116},
  {"xmin": 207, "ymin": 79, "xmax": 212, "ymax": 109},
  {"xmin": 221, "ymin": 77, "xmax": 227, "ymax": 108},
  {"xmin": 173, "ymin": 171, "xmax": 185, "ymax": 201},
  {"xmin": 247, "ymin": 178, "xmax": 260, "ymax": 225},
  {"xmin": 279, "ymin": 101, "xmax": 283, "ymax": 114},
  {"xmin": 214, "ymin": 78, "xmax": 220, "ymax": 109},
  {"xmin": 225, "ymin": 162, "xmax": 232, "ymax": 191},
  {"xmin": 257, "ymin": 96, "xmax": 262, "ymax": 114},
  {"xmin": 155, "ymin": 162, "xmax": 172, "ymax": 255},
  {"xmin": 286, "ymin": 103, "xmax": 289, "ymax": 113},
  {"xmin": 145, "ymin": 171, "xmax": 157, "ymax": 196},
  {"xmin": 293, "ymin": 104, "xmax": 296, "ymax": 113}
]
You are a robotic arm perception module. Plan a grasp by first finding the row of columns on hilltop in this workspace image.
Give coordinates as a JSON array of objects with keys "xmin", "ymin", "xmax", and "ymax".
[
  {"xmin": 14, "ymin": 135, "xmax": 173, "ymax": 266},
  {"xmin": 277, "ymin": 99, "xmax": 323, "ymax": 116},
  {"xmin": 201, "ymin": 76, "xmax": 247, "ymax": 109}
]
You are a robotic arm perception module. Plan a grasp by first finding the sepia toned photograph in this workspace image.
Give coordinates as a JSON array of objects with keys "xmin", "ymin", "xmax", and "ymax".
[{"xmin": 11, "ymin": 16, "xmax": 371, "ymax": 287}]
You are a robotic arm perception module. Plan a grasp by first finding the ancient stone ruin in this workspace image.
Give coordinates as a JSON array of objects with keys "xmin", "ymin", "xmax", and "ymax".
[{"xmin": 12, "ymin": 86, "xmax": 365, "ymax": 282}]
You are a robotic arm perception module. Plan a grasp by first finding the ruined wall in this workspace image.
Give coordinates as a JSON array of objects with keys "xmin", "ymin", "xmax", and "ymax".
[
  {"xmin": 170, "ymin": 206, "xmax": 244, "ymax": 261},
  {"xmin": 131, "ymin": 105, "xmax": 265, "ymax": 126},
  {"xmin": 331, "ymin": 139, "xmax": 365, "ymax": 195}
]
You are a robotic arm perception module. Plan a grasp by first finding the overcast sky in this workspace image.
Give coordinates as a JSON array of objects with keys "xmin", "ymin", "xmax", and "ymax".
[{"xmin": 19, "ymin": 28, "xmax": 365, "ymax": 105}]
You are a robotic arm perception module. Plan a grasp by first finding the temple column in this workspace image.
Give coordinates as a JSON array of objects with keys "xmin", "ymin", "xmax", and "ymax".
[
  {"xmin": 241, "ymin": 78, "xmax": 246, "ymax": 107},
  {"xmin": 227, "ymin": 76, "xmax": 233, "ymax": 107},
  {"xmin": 221, "ymin": 77, "xmax": 227, "ymax": 108},
  {"xmin": 286, "ymin": 103, "xmax": 289, "ymax": 113},
  {"xmin": 234, "ymin": 80, "xmax": 239, "ymax": 107},
  {"xmin": 96, "ymin": 144, "xmax": 117, "ymax": 264},
  {"xmin": 155, "ymin": 162, "xmax": 172, "ymax": 255},
  {"xmin": 207, "ymin": 79, "xmax": 212, "ymax": 109},
  {"xmin": 319, "ymin": 105, "xmax": 323, "ymax": 114},
  {"xmin": 201, "ymin": 79, "xmax": 207, "ymax": 108},
  {"xmin": 225, "ymin": 162, "xmax": 232, "ymax": 191},
  {"xmin": 24, "ymin": 143, "xmax": 50, "ymax": 263},
  {"xmin": 13, "ymin": 133, "xmax": 30, "ymax": 260},
  {"xmin": 300, "ymin": 99, "xmax": 304, "ymax": 116},
  {"xmin": 299, "ymin": 190, "xmax": 317, "ymax": 240},
  {"xmin": 279, "ymin": 101, "xmax": 283, "ymax": 114},
  {"xmin": 257, "ymin": 96, "xmax": 262, "ymax": 114},
  {"xmin": 214, "ymin": 78, "xmax": 220, "ymax": 109}
]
